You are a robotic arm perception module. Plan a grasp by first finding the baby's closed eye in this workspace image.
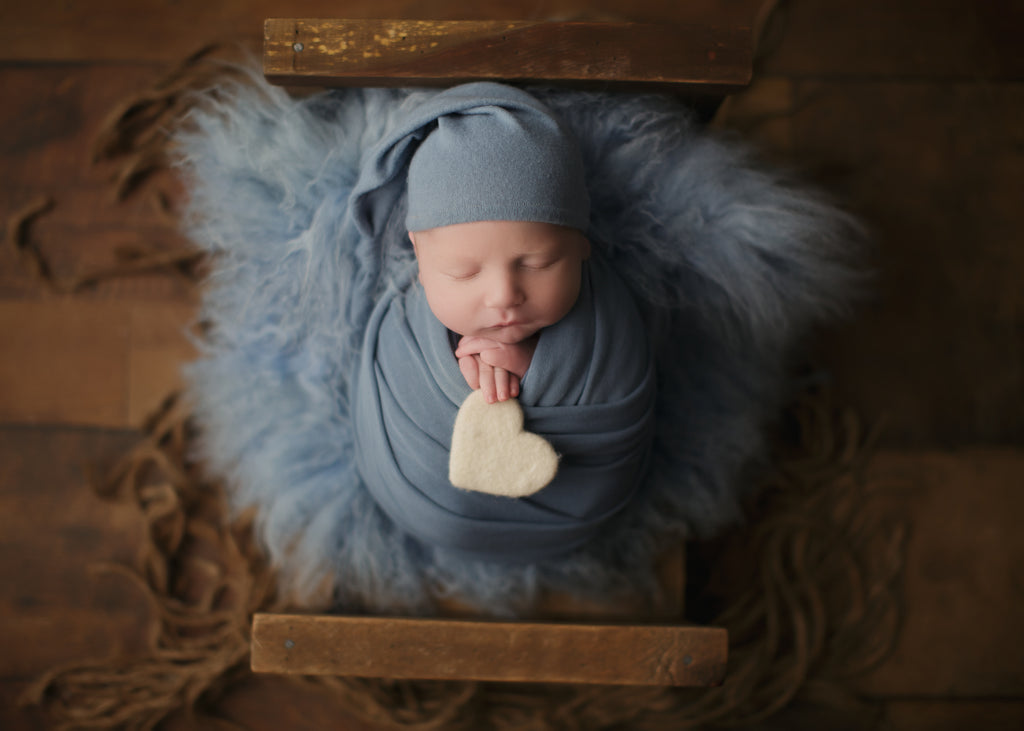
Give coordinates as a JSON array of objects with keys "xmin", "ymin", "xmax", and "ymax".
[{"xmin": 519, "ymin": 256, "xmax": 560, "ymax": 271}]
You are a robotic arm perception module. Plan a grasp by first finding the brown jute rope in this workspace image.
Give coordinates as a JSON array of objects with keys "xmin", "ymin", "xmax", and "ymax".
[{"xmin": 21, "ymin": 388, "xmax": 905, "ymax": 730}]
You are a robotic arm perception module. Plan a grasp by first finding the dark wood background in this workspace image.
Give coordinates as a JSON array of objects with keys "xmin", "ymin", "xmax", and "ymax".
[{"xmin": 1, "ymin": 1, "xmax": 1022, "ymax": 728}]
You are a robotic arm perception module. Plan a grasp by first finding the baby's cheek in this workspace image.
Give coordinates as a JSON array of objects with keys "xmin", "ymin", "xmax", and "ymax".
[{"xmin": 422, "ymin": 283, "xmax": 468, "ymax": 333}]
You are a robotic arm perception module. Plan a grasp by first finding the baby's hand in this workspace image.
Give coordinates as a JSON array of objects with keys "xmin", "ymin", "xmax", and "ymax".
[
  {"xmin": 456, "ymin": 335, "xmax": 538, "ymax": 403},
  {"xmin": 456, "ymin": 336, "xmax": 537, "ymax": 378},
  {"xmin": 458, "ymin": 356, "xmax": 519, "ymax": 403}
]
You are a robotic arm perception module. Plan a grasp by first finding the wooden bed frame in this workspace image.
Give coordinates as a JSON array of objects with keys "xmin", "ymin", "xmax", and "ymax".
[{"xmin": 250, "ymin": 16, "xmax": 756, "ymax": 687}]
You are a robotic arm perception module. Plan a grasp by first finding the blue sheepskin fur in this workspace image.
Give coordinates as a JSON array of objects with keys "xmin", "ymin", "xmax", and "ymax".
[{"xmin": 174, "ymin": 69, "xmax": 863, "ymax": 616}]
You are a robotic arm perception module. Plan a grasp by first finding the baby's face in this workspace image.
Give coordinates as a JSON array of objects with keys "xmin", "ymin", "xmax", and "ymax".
[{"xmin": 410, "ymin": 220, "xmax": 590, "ymax": 344}]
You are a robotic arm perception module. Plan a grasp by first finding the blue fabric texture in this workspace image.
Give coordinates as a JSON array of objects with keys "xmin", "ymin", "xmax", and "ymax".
[
  {"xmin": 354, "ymin": 255, "xmax": 656, "ymax": 564},
  {"xmin": 175, "ymin": 71, "xmax": 863, "ymax": 615}
]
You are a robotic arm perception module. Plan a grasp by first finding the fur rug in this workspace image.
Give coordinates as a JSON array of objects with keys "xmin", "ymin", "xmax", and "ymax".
[{"xmin": 175, "ymin": 72, "xmax": 863, "ymax": 615}]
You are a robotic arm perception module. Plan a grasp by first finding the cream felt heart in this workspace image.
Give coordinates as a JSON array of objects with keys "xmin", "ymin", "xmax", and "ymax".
[{"xmin": 449, "ymin": 390, "xmax": 559, "ymax": 498}]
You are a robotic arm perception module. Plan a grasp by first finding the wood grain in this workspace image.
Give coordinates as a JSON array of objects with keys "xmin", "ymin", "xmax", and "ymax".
[
  {"xmin": 0, "ymin": 300, "xmax": 132, "ymax": 426},
  {"xmin": 0, "ymin": 427, "xmax": 150, "ymax": 678},
  {"xmin": 0, "ymin": 300, "xmax": 195, "ymax": 427},
  {"xmin": 858, "ymin": 449, "xmax": 1024, "ymax": 697},
  {"xmin": 0, "ymin": 1, "xmax": 768, "ymax": 64},
  {"xmin": 790, "ymin": 81, "xmax": 1024, "ymax": 446},
  {"xmin": 251, "ymin": 613, "xmax": 727, "ymax": 686},
  {"xmin": 760, "ymin": 0, "xmax": 1024, "ymax": 80},
  {"xmin": 193, "ymin": 676, "xmax": 387, "ymax": 731},
  {"xmin": 880, "ymin": 700, "xmax": 1024, "ymax": 730},
  {"xmin": 263, "ymin": 19, "xmax": 752, "ymax": 90}
]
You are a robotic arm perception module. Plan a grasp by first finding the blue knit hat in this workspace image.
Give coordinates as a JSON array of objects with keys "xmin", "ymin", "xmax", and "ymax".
[
  {"xmin": 406, "ymin": 84, "xmax": 590, "ymax": 231},
  {"xmin": 350, "ymin": 83, "xmax": 590, "ymax": 237}
]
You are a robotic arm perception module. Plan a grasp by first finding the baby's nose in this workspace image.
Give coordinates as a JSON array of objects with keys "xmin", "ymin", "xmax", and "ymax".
[{"xmin": 484, "ymin": 271, "xmax": 523, "ymax": 309}]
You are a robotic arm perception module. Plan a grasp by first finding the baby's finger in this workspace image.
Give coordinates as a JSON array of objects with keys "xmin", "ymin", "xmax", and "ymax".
[
  {"xmin": 493, "ymin": 367, "xmax": 510, "ymax": 402},
  {"xmin": 478, "ymin": 360, "xmax": 497, "ymax": 403},
  {"xmin": 455, "ymin": 336, "xmax": 500, "ymax": 358},
  {"xmin": 509, "ymin": 374, "xmax": 520, "ymax": 399},
  {"xmin": 459, "ymin": 355, "xmax": 481, "ymax": 390}
]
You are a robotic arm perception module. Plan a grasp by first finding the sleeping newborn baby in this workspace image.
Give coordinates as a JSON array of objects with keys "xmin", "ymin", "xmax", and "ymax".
[
  {"xmin": 403, "ymin": 80, "xmax": 593, "ymax": 405},
  {"xmin": 351, "ymin": 82, "xmax": 657, "ymax": 563}
]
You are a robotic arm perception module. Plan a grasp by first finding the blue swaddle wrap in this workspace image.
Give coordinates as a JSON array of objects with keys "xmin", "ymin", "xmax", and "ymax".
[
  {"xmin": 354, "ymin": 254, "xmax": 657, "ymax": 562},
  {"xmin": 348, "ymin": 81, "xmax": 652, "ymax": 561}
]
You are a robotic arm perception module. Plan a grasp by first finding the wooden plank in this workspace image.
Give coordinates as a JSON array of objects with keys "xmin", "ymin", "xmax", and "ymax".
[
  {"xmin": 193, "ymin": 676, "xmax": 387, "ymax": 731},
  {"xmin": 793, "ymin": 81, "xmax": 1024, "ymax": 446},
  {"xmin": 0, "ymin": 300, "xmax": 132, "ymax": 426},
  {"xmin": 880, "ymin": 700, "xmax": 1024, "ymax": 730},
  {"xmin": 0, "ymin": 427, "xmax": 151, "ymax": 678},
  {"xmin": 128, "ymin": 303, "xmax": 197, "ymax": 425},
  {"xmin": 0, "ymin": 300, "xmax": 195, "ymax": 428},
  {"xmin": 263, "ymin": 19, "xmax": 752, "ymax": 90},
  {"xmin": 252, "ymin": 614, "xmax": 727, "ymax": 686},
  {"xmin": 761, "ymin": 0, "xmax": 1024, "ymax": 80},
  {"xmin": 0, "ymin": 1, "xmax": 767, "ymax": 64},
  {"xmin": 12, "ymin": 0, "xmax": 1009, "ymax": 84},
  {"xmin": 732, "ymin": 699, "xmax": 1024, "ymax": 731},
  {"xmin": 857, "ymin": 449, "xmax": 1024, "ymax": 697}
]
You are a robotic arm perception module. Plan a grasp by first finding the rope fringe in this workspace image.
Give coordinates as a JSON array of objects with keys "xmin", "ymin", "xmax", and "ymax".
[
  {"xmin": 6, "ymin": 45, "xmax": 243, "ymax": 295},
  {"xmin": 20, "ymin": 393, "xmax": 277, "ymax": 730},
  {"xmin": 22, "ymin": 389, "xmax": 906, "ymax": 730}
]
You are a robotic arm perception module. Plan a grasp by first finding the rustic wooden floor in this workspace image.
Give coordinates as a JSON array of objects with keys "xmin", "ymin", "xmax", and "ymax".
[{"xmin": 1, "ymin": 1, "xmax": 1022, "ymax": 729}]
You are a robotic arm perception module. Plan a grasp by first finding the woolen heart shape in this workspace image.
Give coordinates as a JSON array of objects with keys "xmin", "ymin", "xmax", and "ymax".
[{"xmin": 449, "ymin": 390, "xmax": 559, "ymax": 498}]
